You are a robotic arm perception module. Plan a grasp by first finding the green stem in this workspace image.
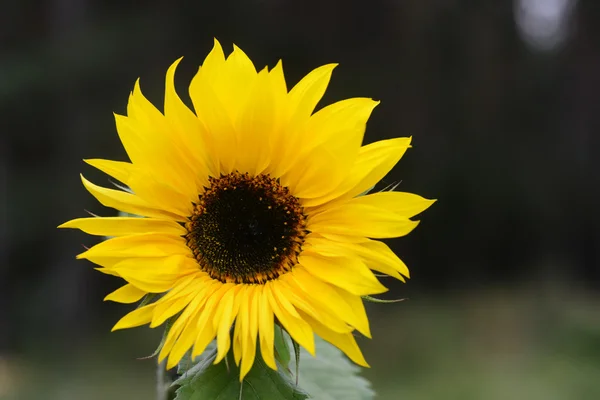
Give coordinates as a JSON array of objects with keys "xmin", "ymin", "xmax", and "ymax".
[{"xmin": 157, "ymin": 360, "xmax": 168, "ymax": 400}]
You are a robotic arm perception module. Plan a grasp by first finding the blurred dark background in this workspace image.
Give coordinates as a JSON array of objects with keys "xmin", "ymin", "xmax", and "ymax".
[{"xmin": 2, "ymin": 0, "xmax": 600, "ymax": 399}]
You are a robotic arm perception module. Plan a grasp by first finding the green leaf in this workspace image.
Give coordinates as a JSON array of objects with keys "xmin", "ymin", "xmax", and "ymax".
[
  {"xmin": 292, "ymin": 334, "xmax": 375, "ymax": 400},
  {"xmin": 175, "ymin": 333, "xmax": 375, "ymax": 400},
  {"xmin": 173, "ymin": 344, "xmax": 309, "ymax": 400},
  {"xmin": 177, "ymin": 341, "xmax": 216, "ymax": 377},
  {"xmin": 292, "ymin": 339, "xmax": 301, "ymax": 383},
  {"xmin": 274, "ymin": 325, "xmax": 291, "ymax": 371}
]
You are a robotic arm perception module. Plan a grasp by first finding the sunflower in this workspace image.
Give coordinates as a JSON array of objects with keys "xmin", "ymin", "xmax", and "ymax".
[{"xmin": 60, "ymin": 39, "xmax": 434, "ymax": 380}]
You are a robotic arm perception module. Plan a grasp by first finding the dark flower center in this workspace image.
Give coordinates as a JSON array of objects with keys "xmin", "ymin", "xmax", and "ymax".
[{"xmin": 185, "ymin": 172, "xmax": 307, "ymax": 284}]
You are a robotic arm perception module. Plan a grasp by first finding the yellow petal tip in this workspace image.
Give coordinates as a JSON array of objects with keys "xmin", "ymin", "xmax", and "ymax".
[
  {"xmin": 57, "ymin": 221, "xmax": 72, "ymax": 229},
  {"xmin": 133, "ymin": 78, "xmax": 142, "ymax": 93},
  {"xmin": 148, "ymin": 321, "xmax": 160, "ymax": 329},
  {"xmin": 166, "ymin": 358, "xmax": 179, "ymax": 370}
]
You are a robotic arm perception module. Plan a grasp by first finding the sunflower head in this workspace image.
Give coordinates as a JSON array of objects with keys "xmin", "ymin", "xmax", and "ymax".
[
  {"xmin": 185, "ymin": 171, "xmax": 307, "ymax": 284},
  {"xmin": 60, "ymin": 39, "xmax": 434, "ymax": 380}
]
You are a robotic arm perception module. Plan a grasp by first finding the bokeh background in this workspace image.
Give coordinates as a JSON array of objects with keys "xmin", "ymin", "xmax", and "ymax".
[{"xmin": 2, "ymin": 0, "xmax": 600, "ymax": 399}]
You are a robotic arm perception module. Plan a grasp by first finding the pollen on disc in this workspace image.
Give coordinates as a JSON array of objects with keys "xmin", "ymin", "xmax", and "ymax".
[{"xmin": 185, "ymin": 172, "xmax": 307, "ymax": 284}]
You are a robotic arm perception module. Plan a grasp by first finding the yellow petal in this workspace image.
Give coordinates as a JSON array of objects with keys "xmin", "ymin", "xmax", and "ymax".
[
  {"xmin": 111, "ymin": 303, "xmax": 157, "ymax": 331},
  {"xmin": 104, "ymin": 283, "xmax": 147, "ymax": 303},
  {"xmin": 155, "ymin": 276, "xmax": 214, "ymax": 312},
  {"xmin": 284, "ymin": 269, "xmax": 371, "ymax": 338},
  {"xmin": 330, "ymin": 286, "xmax": 371, "ymax": 338},
  {"xmin": 232, "ymin": 286, "xmax": 250, "ymax": 367},
  {"xmin": 190, "ymin": 287, "xmax": 225, "ymax": 359},
  {"xmin": 286, "ymin": 99, "xmax": 377, "ymax": 195},
  {"xmin": 313, "ymin": 232, "xmax": 370, "ymax": 243},
  {"xmin": 84, "ymin": 159, "xmax": 132, "ymax": 185},
  {"xmin": 240, "ymin": 286, "xmax": 259, "ymax": 380},
  {"xmin": 126, "ymin": 79, "xmax": 165, "ymax": 123},
  {"xmin": 162, "ymin": 286, "xmax": 213, "ymax": 367},
  {"xmin": 189, "ymin": 43, "xmax": 257, "ymax": 177},
  {"xmin": 233, "ymin": 315, "xmax": 243, "ymax": 366},
  {"xmin": 59, "ymin": 217, "xmax": 186, "ymax": 237},
  {"xmin": 95, "ymin": 267, "xmax": 120, "ymax": 276},
  {"xmin": 270, "ymin": 282, "xmax": 300, "ymax": 319},
  {"xmin": 257, "ymin": 285, "xmax": 276, "ymax": 371},
  {"xmin": 108, "ymin": 255, "xmax": 195, "ymax": 274},
  {"xmin": 122, "ymin": 276, "xmax": 178, "ymax": 293},
  {"xmin": 308, "ymin": 203, "xmax": 420, "ymax": 239},
  {"xmin": 306, "ymin": 236, "xmax": 409, "ymax": 280},
  {"xmin": 278, "ymin": 273, "xmax": 353, "ymax": 334},
  {"xmin": 287, "ymin": 98, "xmax": 378, "ymax": 196},
  {"xmin": 268, "ymin": 60, "xmax": 288, "ymax": 105},
  {"xmin": 342, "ymin": 137, "xmax": 411, "ymax": 199},
  {"xmin": 189, "ymin": 69, "xmax": 237, "ymax": 175},
  {"xmin": 234, "ymin": 68, "xmax": 276, "ymax": 176},
  {"xmin": 287, "ymin": 64, "xmax": 337, "ymax": 122},
  {"xmin": 158, "ymin": 314, "xmax": 186, "ymax": 362},
  {"xmin": 199, "ymin": 39, "xmax": 226, "ymax": 83},
  {"xmin": 300, "ymin": 311, "xmax": 369, "ymax": 367},
  {"xmin": 150, "ymin": 293, "xmax": 194, "ymax": 328},
  {"xmin": 240, "ymin": 329, "xmax": 258, "ymax": 382},
  {"xmin": 342, "ymin": 191, "xmax": 436, "ymax": 218},
  {"xmin": 217, "ymin": 44, "xmax": 257, "ymax": 118},
  {"xmin": 164, "ymin": 57, "xmax": 216, "ymax": 182},
  {"xmin": 214, "ymin": 286, "xmax": 241, "ymax": 364},
  {"xmin": 80, "ymin": 174, "xmax": 184, "ymax": 221},
  {"xmin": 77, "ymin": 233, "xmax": 188, "ymax": 260},
  {"xmin": 158, "ymin": 291, "xmax": 205, "ymax": 363},
  {"xmin": 265, "ymin": 282, "xmax": 315, "ymax": 356},
  {"xmin": 355, "ymin": 239, "xmax": 410, "ymax": 279},
  {"xmin": 281, "ymin": 98, "xmax": 377, "ymax": 199},
  {"xmin": 117, "ymin": 83, "xmax": 198, "ymax": 200},
  {"xmin": 113, "ymin": 257, "xmax": 198, "ymax": 293},
  {"xmin": 167, "ymin": 312, "xmax": 202, "ymax": 370},
  {"xmin": 298, "ymin": 253, "xmax": 387, "ymax": 296},
  {"xmin": 84, "ymin": 159, "xmax": 194, "ymax": 216},
  {"xmin": 305, "ymin": 137, "xmax": 412, "ymax": 209},
  {"xmin": 238, "ymin": 286, "xmax": 252, "ymax": 358},
  {"xmin": 302, "ymin": 98, "xmax": 378, "ymax": 153},
  {"xmin": 284, "ymin": 140, "xmax": 355, "ymax": 200},
  {"xmin": 270, "ymin": 64, "xmax": 336, "ymax": 178},
  {"xmin": 265, "ymin": 61, "xmax": 294, "ymax": 176},
  {"xmin": 192, "ymin": 284, "xmax": 231, "ymax": 347}
]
